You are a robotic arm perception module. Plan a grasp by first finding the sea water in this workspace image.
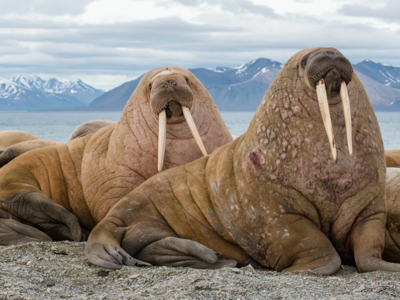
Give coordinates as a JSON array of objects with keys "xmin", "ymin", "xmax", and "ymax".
[{"xmin": 0, "ymin": 111, "xmax": 400, "ymax": 150}]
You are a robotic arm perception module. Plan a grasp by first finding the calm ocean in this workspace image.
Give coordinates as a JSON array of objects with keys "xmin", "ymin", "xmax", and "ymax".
[{"xmin": 0, "ymin": 111, "xmax": 400, "ymax": 150}]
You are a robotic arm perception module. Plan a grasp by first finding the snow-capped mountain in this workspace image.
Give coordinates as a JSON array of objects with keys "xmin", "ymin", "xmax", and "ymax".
[
  {"xmin": 0, "ymin": 76, "xmax": 104, "ymax": 111},
  {"xmin": 75, "ymin": 58, "xmax": 400, "ymax": 112},
  {"xmin": 354, "ymin": 60, "xmax": 400, "ymax": 89},
  {"xmin": 87, "ymin": 58, "xmax": 283, "ymax": 111}
]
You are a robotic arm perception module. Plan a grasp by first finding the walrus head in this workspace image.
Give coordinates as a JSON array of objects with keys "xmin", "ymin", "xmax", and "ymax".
[
  {"xmin": 300, "ymin": 48, "xmax": 353, "ymax": 161},
  {"xmin": 148, "ymin": 69, "xmax": 207, "ymax": 171}
]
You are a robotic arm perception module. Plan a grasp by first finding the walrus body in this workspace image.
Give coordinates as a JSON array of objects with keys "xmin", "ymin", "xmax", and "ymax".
[
  {"xmin": 86, "ymin": 48, "xmax": 400, "ymax": 274},
  {"xmin": 0, "ymin": 130, "xmax": 39, "ymax": 151},
  {"xmin": 67, "ymin": 120, "xmax": 115, "ymax": 142},
  {"xmin": 386, "ymin": 150, "xmax": 400, "ymax": 167},
  {"xmin": 0, "ymin": 67, "xmax": 232, "ymax": 248},
  {"xmin": 0, "ymin": 120, "xmax": 115, "ymax": 168},
  {"xmin": 0, "ymin": 140, "xmax": 63, "ymax": 168}
]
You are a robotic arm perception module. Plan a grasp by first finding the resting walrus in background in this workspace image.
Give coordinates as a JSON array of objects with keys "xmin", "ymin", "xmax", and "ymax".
[
  {"xmin": 0, "ymin": 130, "xmax": 38, "ymax": 151},
  {"xmin": 86, "ymin": 47, "xmax": 400, "ymax": 274},
  {"xmin": 67, "ymin": 120, "xmax": 115, "ymax": 142},
  {"xmin": 0, "ymin": 67, "xmax": 232, "ymax": 248},
  {"xmin": 0, "ymin": 120, "xmax": 115, "ymax": 168},
  {"xmin": 385, "ymin": 150, "xmax": 400, "ymax": 167}
]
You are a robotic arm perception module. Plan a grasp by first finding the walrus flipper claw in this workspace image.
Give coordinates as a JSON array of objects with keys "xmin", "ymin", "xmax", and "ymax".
[
  {"xmin": 2, "ymin": 192, "xmax": 82, "ymax": 242},
  {"xmin": 136, "ymin": 237, "xmax": 237, "ymax": 269},
  {"xmin": 86, "ymin": 240, "xmax": 151, "ymax": 269}
]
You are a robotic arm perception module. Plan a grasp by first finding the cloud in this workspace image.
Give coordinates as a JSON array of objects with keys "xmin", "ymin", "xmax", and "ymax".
[
  {"xmin": 0, "ymin": 0, "xmax": 93, "ymax": 16},
  {"xmin": 0, "ymin": 0, "xmax": 399, "ymax": 90},
  {"xmin": 173, "ymin": 0, "xmax": 277, "ymax": 18},
  {"xmin": 339, "ymin": 0, "xmax": 400, "ymax": 21}
]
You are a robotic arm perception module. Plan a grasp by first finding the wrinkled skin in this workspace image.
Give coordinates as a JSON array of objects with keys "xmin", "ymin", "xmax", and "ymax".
[
  {"xmin": 86, "ymin": 48, "xmax": 400, "ymax": 274},
  {"xmin": 0, "ymin": 130, "xmax": 38, "ymax": 151},
  {"xmin": 0, "ymin": 67, "xmax": 233, "ymax": 269},
  {"xmin": 67, "ymin": 120, "xmax": 115, "ymax": 142},
  {"xmin": 386, "ymin": 150, "xmax": 400, "ymax": 168}
]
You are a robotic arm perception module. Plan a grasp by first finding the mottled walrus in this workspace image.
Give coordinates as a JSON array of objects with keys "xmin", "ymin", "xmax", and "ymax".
[
  {"xmin": 0, "ymin": 67, "xmax": 232, "ymax": 249},
  {"xmin": 0, "ymin": 130, "xmax": 39, "ymax": 151},
  {"xmin": 86, "ymin": 47, "xmax": 400, "ymax": 274},
  {"xmin": 0, "ymin": 120, "xmax": 115, "ymax": 168}
]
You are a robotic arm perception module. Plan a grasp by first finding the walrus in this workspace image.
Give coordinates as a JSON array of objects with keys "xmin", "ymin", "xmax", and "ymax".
[
  {"xmin": 0, "ymin": 130, "xmax": 39, "ymax": 151},
  {"xmin": 0, "ymin": 67, "xmax": 232, "ymax": 251},
  {"xmin": 385, "ymin": 150, "xmax": 400, "ymax": 167},
  {"xmin": 0, "ymin": 120, "xmax": 115, "ymax": 168},
  {"xmin": 67, "ymin": 120, "xmax": 115, "ymax": 142},
  {"xmin": 85, "ymin": 47, "xmax": 400, "ymax": 274}
]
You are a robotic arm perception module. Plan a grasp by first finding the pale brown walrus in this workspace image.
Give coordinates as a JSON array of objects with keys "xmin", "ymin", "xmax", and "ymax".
[
  {"xmin": 0, "ymin": 120, "xmax": 115, "ymax": 168},
  {"xmin": 385, "ymin": 150, "xmax": 400, "ymax": 167},
  {"xmin": 67, "ymin": 120, "xmax": 115, "ymax": 142},
  {"xmin": 0, "ymin": 67, "xmax": 232, "ymax": 250},
  {"xmin": 85, "ymin": 47, "xmax": 400, "ymax": 274},
  {"xmin": 0, "ymin": 130, "xmax": 39, "ymax": 151}
]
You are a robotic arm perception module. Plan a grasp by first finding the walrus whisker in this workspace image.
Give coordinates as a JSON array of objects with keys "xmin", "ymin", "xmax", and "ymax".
[
  {"xmin": 158, "ymin": 110, "xmax": 167, "ymax": 172},
  {"xmin": 340, "ymin": 82, "xmax": 353, "ymax": 156},
  {"xmin": 316, "ymin": 79, "xmax": 337, "ymax": 161},
  {"xmin": 182, "ymin": 106, "xmax": 208, "ymax": 156}
]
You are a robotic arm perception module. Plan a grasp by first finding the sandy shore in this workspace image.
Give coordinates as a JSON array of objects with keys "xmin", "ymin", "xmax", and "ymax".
[{"xmin": 1, "ymin": 241, "xmax": 400, "ymax": 299}]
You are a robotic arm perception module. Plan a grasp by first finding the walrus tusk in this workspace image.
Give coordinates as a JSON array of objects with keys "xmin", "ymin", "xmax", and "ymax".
[
  {"xmin": 316, "ymin": 79, "xmax": 337, "ymax": 161},
  {"xmin": 182, "ymin": 106, "xmax": 208, "ymax": 156},
  {"xmin": 340, "ymin": 82, "xmax": 353, "ymax": 156},
  {"xmin": 158, "ymin": 110, "xmax": 167, "ymax": 172}
]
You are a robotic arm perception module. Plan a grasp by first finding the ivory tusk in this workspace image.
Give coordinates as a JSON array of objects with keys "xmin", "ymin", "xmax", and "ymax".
[
  {"xmin": 158, "ymin": 110, "xmax": 167, "ymax": 172},
  {"xmin": 316, "ymin": 79, "xmax": 337, "ymax": 161},
  {"xmin": 182, "ymin": 106, "xmax": 208, "ymax": 156},
  {"xmin": 340, "ymin": 82, "xmax": 353, "ymax": 156}
]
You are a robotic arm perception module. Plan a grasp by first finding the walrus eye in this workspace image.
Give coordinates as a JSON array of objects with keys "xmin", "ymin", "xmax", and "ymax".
[
  {"xmin": 185, "ymin": 77, "xmax": 190, "ymax": 85},
  {"xmin": 149, "ymin": 82, "xmax": 152, "ymax": 90},
  {"xmin": 301, "ymin": 57, "xmax": 308, "ymax": 68}
]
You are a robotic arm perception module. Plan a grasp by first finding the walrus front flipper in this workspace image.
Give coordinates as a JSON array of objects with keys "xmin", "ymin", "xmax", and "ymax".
[
  {"xmin": 352, "ymin": 212, "xmax": 400, "ymax": 272},
  {"xmin": 2, "ymin": 192, "xmax": 82, "ymax": 242},
  {"xmin": 136, "ymin": 237, "xmax": 237, "ymax": 269},
  {"xmin": 86, "ymin": 222, "xmax": 152, "ymax": 269},
  {"xmin": 0, "ymin": 218, "xmax": 52, "ymax": 245}
]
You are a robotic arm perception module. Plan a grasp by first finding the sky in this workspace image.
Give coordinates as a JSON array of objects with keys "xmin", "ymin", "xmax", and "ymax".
[{"xmin": 0, "ymin": 0, "xmax": 399, "ymax": 90}]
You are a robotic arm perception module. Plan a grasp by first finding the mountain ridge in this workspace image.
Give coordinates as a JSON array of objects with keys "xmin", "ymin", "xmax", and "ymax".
[
  {"xmin": 86, "ymin": 58, "xmax": 400, "ymax": 111},
  {"xmin": 0, "ymin": 76, "xmax": 104, "ymax": 111}
]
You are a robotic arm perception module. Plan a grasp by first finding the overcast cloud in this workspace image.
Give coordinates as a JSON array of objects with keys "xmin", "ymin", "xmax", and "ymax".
[{"xmin": 0, "ymin": 0, "xmax": 399, "ymax": 90}]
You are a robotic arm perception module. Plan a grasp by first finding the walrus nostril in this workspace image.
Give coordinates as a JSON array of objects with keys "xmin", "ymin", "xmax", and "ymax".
[{"xmin": 164, "ymin": 80, "xmax": 177, "ymax": 89}]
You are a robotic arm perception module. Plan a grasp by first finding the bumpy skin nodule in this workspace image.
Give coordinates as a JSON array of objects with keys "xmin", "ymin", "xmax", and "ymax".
[
  {"xmin": 87, "ymin": 48, "xmax": 400, "ymax": 274},
  {"xmin": 0, "ymin": 67, "xmax": 232, "ymax": 255}
]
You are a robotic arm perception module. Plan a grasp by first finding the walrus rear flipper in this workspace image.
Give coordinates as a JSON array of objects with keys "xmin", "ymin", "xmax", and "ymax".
[
  {"xmin": 137, "ymin": 237, "xmax": 237, "ymax": 269},
  {"xmin": 0, "ymin": 209, "xmax": 52, "ymax": 245},
  {"xmin": 2, "ymin": 192, "xmax": 82, "ymax": 242}
]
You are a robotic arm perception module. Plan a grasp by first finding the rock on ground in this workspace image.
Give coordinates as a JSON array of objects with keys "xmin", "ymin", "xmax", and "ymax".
[{"xmin": 1, "ymin": 241, "xmax": 400, "ymax": 299}]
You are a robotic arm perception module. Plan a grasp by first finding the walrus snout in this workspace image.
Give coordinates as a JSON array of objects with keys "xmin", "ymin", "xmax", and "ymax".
[
  {"xmin": 149, "ymin": 70, "xmax": 208, "ymax": 172},
  {"xmin": 306, "ymin": 49, "xmax": 353, "ymax": 90},
  {"xmin": 304, "ymin": 49, "xmax": 353, "ymax": 161}
]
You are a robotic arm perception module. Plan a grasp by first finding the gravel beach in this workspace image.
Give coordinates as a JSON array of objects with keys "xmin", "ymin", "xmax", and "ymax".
[{"xmin": 1, "ymin": 241, "xmax": 400, "ymax": 299}]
